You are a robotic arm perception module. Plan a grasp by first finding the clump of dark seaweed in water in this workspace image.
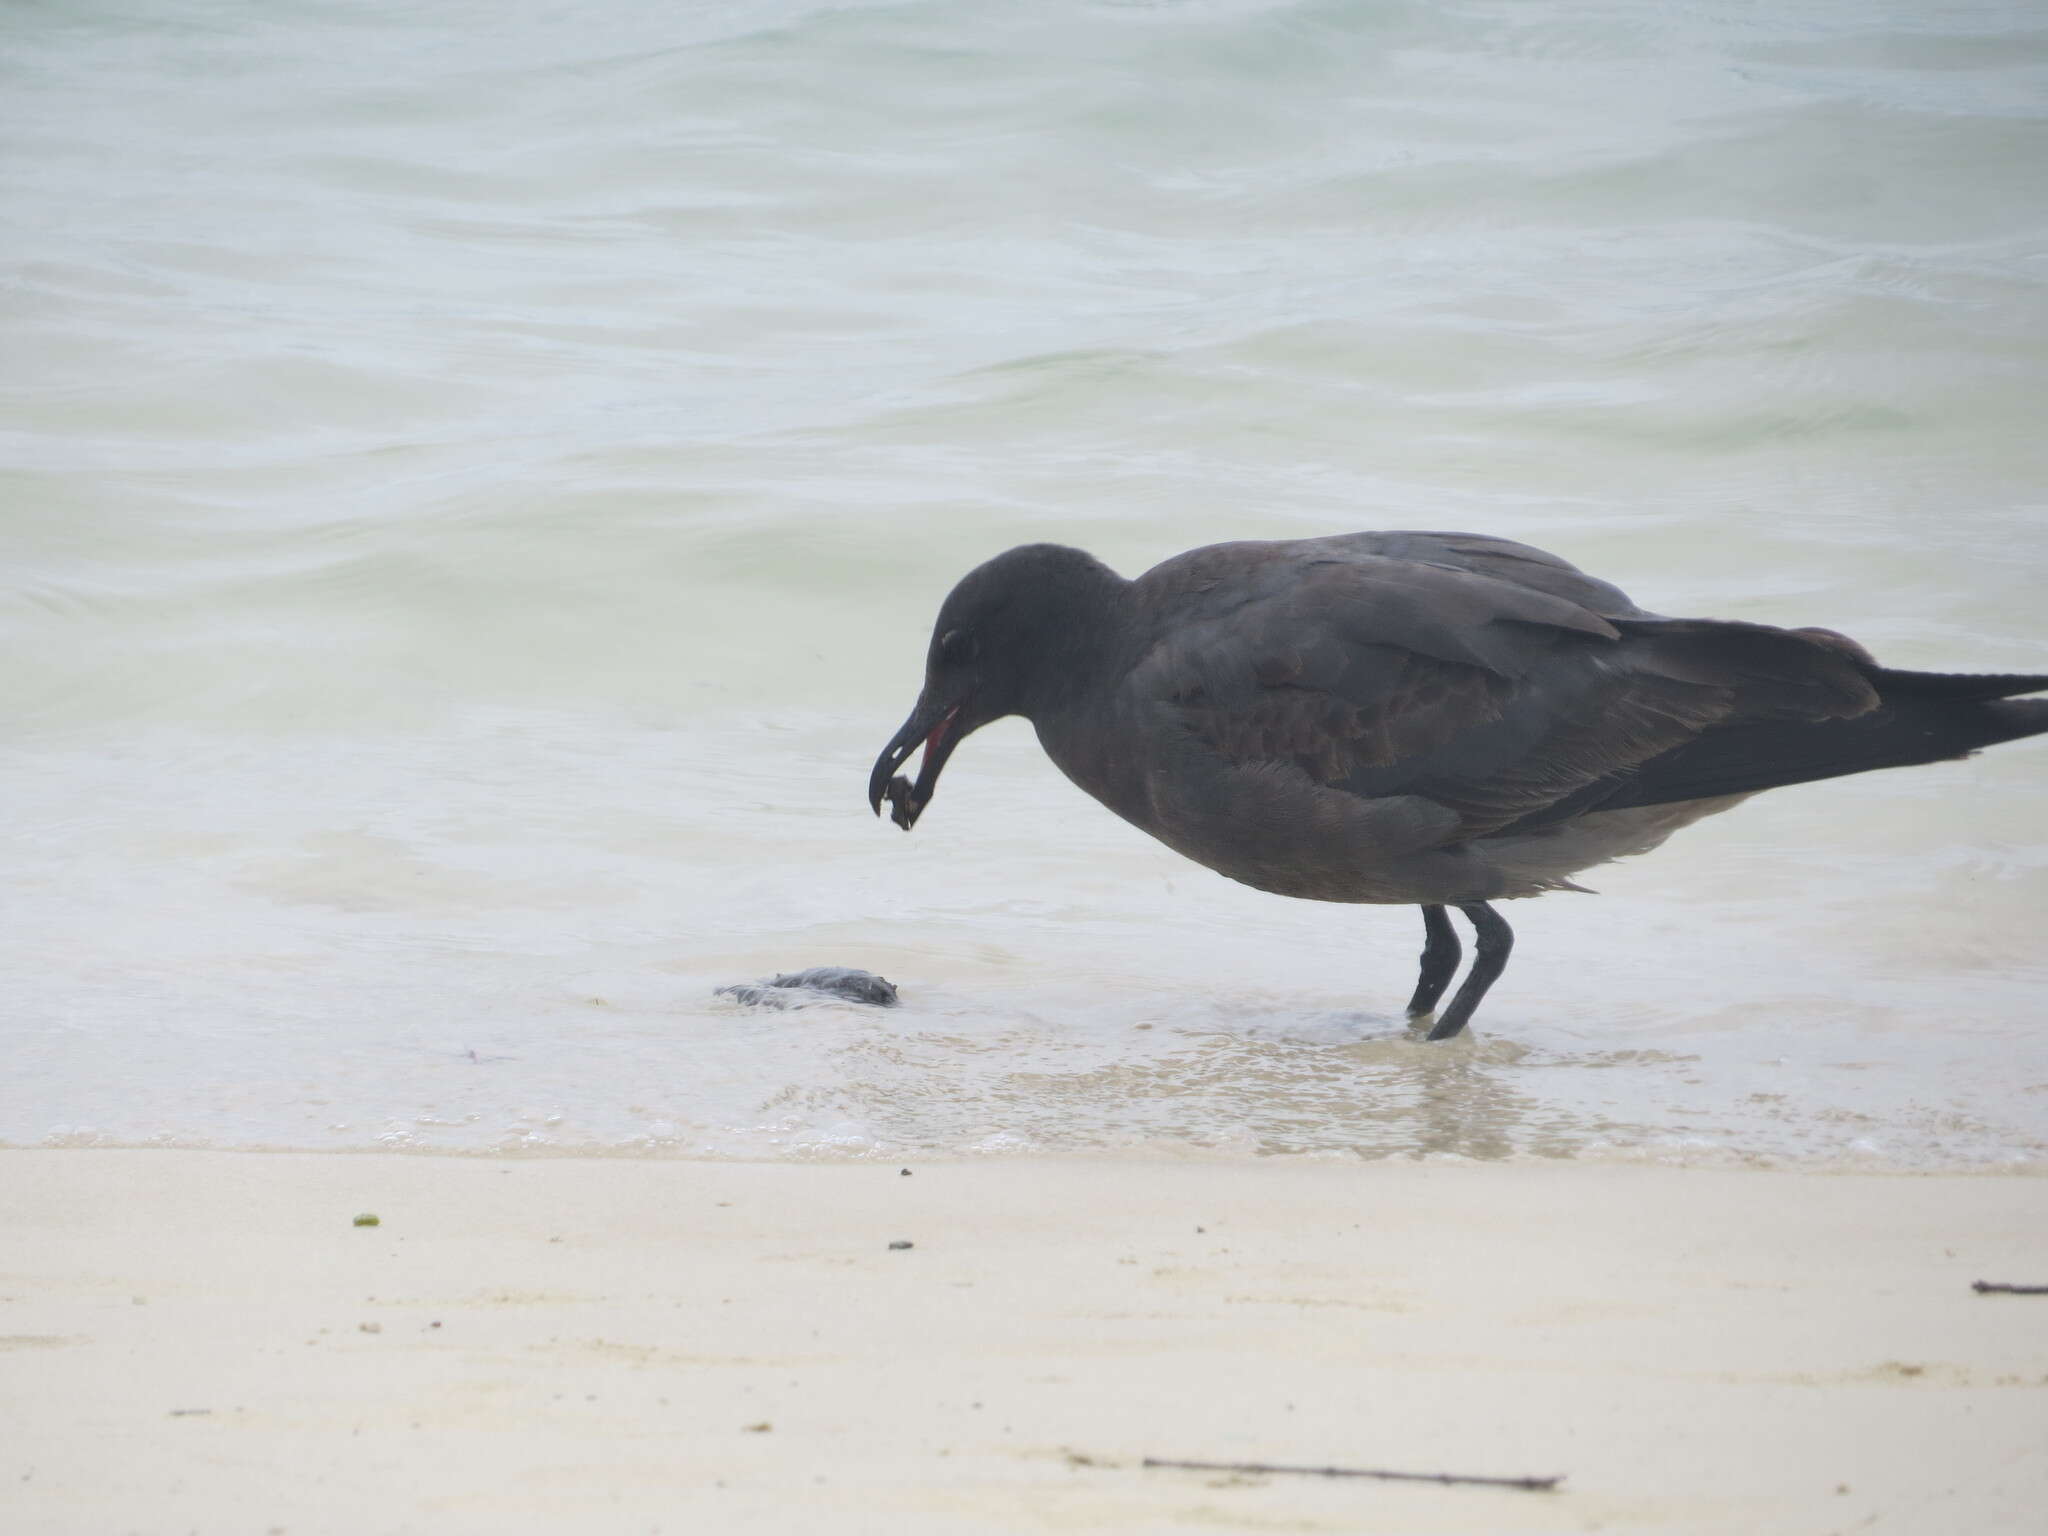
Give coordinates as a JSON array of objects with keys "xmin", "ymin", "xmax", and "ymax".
[{"xmin": 715, "ymin": 967, "xmax": 900, "ymax": 1010}]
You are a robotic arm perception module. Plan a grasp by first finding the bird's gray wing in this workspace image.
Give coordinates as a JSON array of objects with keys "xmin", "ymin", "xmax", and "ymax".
[
  {"xmin": 1131, "ymin": 537, "xmax": 1876, "ymax": 838},
  {"xmin": 1286, "ymin": 530, "xmax": 1649, "ymax": 620}
]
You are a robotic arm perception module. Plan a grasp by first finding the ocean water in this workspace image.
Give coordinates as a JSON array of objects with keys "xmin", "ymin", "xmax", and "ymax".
[{"xmin": 4, "ymin": 0, "xmax": 2046, "ymax": 1167}]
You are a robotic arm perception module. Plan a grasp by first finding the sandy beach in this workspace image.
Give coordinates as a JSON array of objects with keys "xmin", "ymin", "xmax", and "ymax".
[{"xmin": 4, "ymin": 1151, "xmax": 2044, "ymax": 1534}]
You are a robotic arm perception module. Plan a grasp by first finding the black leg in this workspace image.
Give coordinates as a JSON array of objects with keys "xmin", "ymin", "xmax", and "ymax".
[
  {"xmin": 1425, "ymin": 901, "xmax": 1513, "ymax": 1041},
  {"xmin": 1405, "ymin": 904, "xmax": 1461, "ymax": 1019}
]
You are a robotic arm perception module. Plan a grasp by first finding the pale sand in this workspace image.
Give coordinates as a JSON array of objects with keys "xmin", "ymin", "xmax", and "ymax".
[{"xmin": 4, "ymin": 1152, "xmax": 2045, "ymax": 1534}]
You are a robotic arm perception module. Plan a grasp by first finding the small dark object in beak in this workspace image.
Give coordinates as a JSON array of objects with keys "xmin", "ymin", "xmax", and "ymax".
[
  {"xmin": 868, "ymin": 703, "xmax": 963, "ymax": 831},
  {"xmin": 882, "ymin": 772, "xmax": 919, "ymax": 830}
]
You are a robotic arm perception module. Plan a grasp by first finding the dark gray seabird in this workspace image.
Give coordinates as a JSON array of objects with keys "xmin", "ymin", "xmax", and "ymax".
[{"xmin": 868, "ymin": 533, "xmax": 2048, "ymax": 1040}]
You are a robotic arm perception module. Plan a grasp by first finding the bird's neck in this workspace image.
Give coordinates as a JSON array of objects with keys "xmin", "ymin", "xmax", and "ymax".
[{"xmin": 1011, "ymin": 567, "xmax": 1135, "ymax": 725}]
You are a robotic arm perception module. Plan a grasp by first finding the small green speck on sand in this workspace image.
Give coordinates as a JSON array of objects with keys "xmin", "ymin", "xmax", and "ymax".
[{"xmin": 352, "ymin": 1213, "xmax": 380, "ymax": 1228}]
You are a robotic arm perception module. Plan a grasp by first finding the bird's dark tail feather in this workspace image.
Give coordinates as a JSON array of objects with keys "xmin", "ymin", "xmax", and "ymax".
[
  {"xmin": 1867, "ymin": 666, "xmax": 2048, "ymax": 702},
  {"xmin": 1585, "ymin": 669, "xmax": 2048, "ymax": 814}
]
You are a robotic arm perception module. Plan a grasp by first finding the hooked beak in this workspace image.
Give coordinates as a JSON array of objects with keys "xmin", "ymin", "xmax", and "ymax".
[{"xmin": 868, "ymin": 696, "xmax": 965, "ymax": 831}]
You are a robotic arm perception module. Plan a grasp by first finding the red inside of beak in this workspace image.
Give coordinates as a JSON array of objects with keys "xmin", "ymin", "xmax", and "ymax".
[{"xmin": 922, "ymin": 706, "xmax": 960, "ymax": 765}]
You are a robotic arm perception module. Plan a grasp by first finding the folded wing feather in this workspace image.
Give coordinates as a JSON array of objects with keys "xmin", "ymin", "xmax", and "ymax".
[{"xmin": 1134, "ymin": 533, "xmax": 1881, "ymax": 842}]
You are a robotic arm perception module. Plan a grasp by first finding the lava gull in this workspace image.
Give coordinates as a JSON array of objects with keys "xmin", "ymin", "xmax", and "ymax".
[{"xmin": 868, "ymin": 532, "xmax": 2047, "ymax": 1039}]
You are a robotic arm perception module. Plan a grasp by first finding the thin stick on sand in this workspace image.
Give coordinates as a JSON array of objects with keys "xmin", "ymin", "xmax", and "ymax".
[
  {"xmin": 1140, "ymin": 1457, "xmax": 1563, "ymax": 1492},
  {"xmin": 1972, "ymin": 1280, "xmax": 2048, "ymax": 1295}
]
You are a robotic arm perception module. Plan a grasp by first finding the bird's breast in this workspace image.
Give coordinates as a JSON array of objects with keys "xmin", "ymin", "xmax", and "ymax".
[{"xmin": 1031, "ymin": 704, "xmax": 1498, "ymax": 906}]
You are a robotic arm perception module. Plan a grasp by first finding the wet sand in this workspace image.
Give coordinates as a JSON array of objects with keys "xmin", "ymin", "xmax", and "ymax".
[{"xmin": 5, "ymin": 1150, "xmax": 2045, "ymax": 1534}]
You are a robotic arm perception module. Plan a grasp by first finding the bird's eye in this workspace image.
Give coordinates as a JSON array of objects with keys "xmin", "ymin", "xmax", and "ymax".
[{"xmin": 937, "ymin": 628, "xmax": 977, "ymax": 666}]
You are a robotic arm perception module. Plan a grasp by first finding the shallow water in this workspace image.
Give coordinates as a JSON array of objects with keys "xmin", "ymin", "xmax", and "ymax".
[{"xmin": 5, "ymin": 0, "xmax": 2046, "ymax": 1166}]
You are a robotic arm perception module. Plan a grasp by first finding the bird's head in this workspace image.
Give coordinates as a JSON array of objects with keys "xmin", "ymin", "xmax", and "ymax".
[{"xmin": 867, "ymin": 543, "xmax": 1124, "ymax": 831}]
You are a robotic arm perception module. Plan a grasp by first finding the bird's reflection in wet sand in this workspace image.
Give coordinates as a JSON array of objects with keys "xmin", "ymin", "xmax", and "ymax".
[{"xmin": 800, "ymin": 1006, "xmax": 1647, "ymax": 1160}]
